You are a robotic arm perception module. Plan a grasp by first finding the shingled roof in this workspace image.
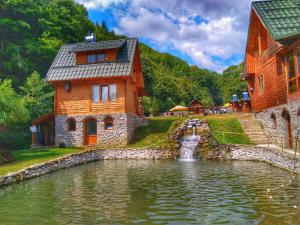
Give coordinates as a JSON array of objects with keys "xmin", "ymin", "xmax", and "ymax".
[
  {"xmin": 252, "ymin": 0, "xmax": 300, "ymax": 41},
  {"xmin": 45, "ymin": 38, "xmax": 137, "ymax": 81}
]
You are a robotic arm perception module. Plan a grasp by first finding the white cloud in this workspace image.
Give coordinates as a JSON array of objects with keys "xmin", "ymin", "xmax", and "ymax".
[
  {"xmin": 76, "ymin": 0, "xmax": 256, "ymax": 72},
  {"xmin": 75, "ymin": 0, "xmax": 126, "ymax": 9}
]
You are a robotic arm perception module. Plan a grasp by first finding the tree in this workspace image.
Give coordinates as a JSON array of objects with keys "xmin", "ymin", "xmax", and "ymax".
[
  {"xmin": 150, "ymin": 97, "xmax": 160, "ymax": 116},
  {"xmin": 101, "ymin": 21, "xmax": 109, "ymax": 33},
  {"xmin": 219, "ymin": 63, "xmax": 246, "ymax": 103},
  {"xmin": 20, "ymin": 71, "xmax": 53, "ymax": 119},
  {"xmin": 0, "ymin": 80, "xmax": 29, "ymax": 126},
  {"xmin": 0, "ymin": 79, "xmax": 30, "ymax": 150}
]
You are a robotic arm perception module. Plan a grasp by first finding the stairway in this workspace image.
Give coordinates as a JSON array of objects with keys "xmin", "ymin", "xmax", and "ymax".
[{"xmin": 238, "ymin": 114, "xmax": 269, "ymax": 145}]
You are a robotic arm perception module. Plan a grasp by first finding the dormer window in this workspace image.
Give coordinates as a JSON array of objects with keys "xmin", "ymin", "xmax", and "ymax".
[
  {"xmin": 88, "ymin": 54, "xmax": 96, "ymax": 64},
  {"xmin": 97, "ymin": 53, "xmax": 105, "ymax": 62},
  {"xmin": 87, "ymin": 53, "xmax": 105, "ymax": 64}
]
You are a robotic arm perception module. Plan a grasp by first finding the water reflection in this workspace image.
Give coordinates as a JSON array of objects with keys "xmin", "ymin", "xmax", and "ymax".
[{"xmin": 0, "ymin": 160, "xmax": 300, "ymax": 225}]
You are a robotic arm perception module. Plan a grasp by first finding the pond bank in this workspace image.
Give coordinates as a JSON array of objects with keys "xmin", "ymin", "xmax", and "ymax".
[
  {"xmin": 0, "ymin": 148, "xmax": 177, "ymax": 186},
  {"xmin": 0, "ymin": 145, "xmax": 299, "ymax": 187},
  {"xmin": 204, "ymin": 145, "xmax": 300, "ymax": 174}
]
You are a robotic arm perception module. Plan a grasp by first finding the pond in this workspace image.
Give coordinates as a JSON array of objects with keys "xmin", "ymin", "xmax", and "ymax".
[{"xmin": 0, "ymin": 160, "xmax": 300, "ymax": 225}]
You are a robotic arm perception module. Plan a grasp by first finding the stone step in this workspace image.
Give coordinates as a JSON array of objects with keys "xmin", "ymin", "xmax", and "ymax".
[{"xmin": 238, "ymin": 114, "xmax": 269, "ymax": 145}]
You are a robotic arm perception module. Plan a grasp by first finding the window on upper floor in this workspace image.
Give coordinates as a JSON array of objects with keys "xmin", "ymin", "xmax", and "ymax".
[
  {"xmin": 109, "ymin": 84, "xmax": 117, "ymax": 101},
  {"xmin": 276, "ymin": 54, "xmax": 283, "ymax": 75},
  {"xmin": 287, "ymin": 49, "xmax": 300, "ymax": 94},
  {"xmin": 88, "ymin": 54, "xmax": 96, "ymax": 64},
  {"xmin": 288, "ymin": 53, "xmax": 296, "ymax": 79},
  {"xmin": 101, "ymin": 84, "xmax": 117, "ymax": 103},
  {"xmin": 297, "ymin": 46, "xmax": 300, "ymax": 74},
  {"xmin": 87, "ymin": 53, "xmax": 105, "ymax": 64},
  {"xmin": 258, "ymin": 75, "xmax": 264, "ymax": 94},
  {"xmin": 92, "ymin": 85, "xmax": 100, "ymax": 103},
  {"xmin": 97, "ymin": 53, "xmax": 105, "ymax": 62}
]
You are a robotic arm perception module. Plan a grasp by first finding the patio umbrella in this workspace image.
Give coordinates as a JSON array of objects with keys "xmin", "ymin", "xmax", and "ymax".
[{"xmin": 169, "ymin": 105, "xmax": 189, "ymax": 112}]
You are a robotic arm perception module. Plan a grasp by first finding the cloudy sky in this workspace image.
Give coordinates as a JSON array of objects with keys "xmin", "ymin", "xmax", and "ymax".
[{"xmin": 75, "ymin": 0, "xmax": 255, "ymax": 73}]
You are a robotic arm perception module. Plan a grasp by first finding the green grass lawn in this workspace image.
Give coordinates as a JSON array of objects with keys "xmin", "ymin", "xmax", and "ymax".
[
  {"xmin": 204, "ymin": 115, "xmax": 252, "ymax": 145},
  {"xmin": 128, "ymin": 117, "xmax": 185, "ymax": 148},
  {"xmin": 129, "ymin": 115, "xmax": 251, "ymax": 148},
  {"xmin": 0, "ymin": 148, "xmax": 83, "ymax": 176}
]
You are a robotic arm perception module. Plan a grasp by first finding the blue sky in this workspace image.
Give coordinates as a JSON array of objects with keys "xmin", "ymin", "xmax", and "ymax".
[{"xmin": 76, "ymin": 0, "xmax": 254, "ymax": 73}]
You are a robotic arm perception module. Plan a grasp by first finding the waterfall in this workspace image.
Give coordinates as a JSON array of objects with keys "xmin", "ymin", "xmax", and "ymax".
[{"xmin": 179, "ymin": 134, "xmax": 200, "ymax": 161}]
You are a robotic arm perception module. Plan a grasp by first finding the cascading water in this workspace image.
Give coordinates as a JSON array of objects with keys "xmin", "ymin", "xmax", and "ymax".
[{"xmin": 179, "ymin": 126, "xmax": 201, "ymax": 161}]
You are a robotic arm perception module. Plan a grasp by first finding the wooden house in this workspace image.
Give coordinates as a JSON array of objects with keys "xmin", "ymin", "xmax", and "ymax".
[
  {"xmin": 243, "ymin": 0, "xmax": 300, "ymax": 148},
  {"xmin": 188, "ymin": 98, "xmax": 205, "ymax": 115},
  {"xmin": 32, "ymin": 37, "xmax": 147, "ymax": 147},
  {"xmin": 231, "ymin": 95, "xmax": 242, "ymax": 113}
]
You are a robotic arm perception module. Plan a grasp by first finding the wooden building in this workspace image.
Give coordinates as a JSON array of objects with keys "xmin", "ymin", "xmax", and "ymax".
[
  {"xmin": 243, "ymin": 0, "xmax": 300, "ymax": 148},
  {"xmin": 32, "ymin": 36, "xmax": 147, "ymax": 147},
  {"xmin": 188, "ymin": 98, "xmax": 205, "ymax": 115}
]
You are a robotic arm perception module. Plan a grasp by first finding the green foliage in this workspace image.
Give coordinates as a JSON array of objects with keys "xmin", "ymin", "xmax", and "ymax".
[
  {"xmin": 0, "ymin": 0, "xmax": 117, "ymax": 85},
  {"xmin": 20, "ymin": 71, "xmax": 53, "ymax": 119},
  {"xmin": 0, "ymin": 79, "xmax": 31, "ymax": 150},
  {"xmin": 219, "ymin": 64, "xmax": 247, "ymax": 103},
  {"xmin": 0, "ymin": 80, "xmax": 29, "ymax": 126}
]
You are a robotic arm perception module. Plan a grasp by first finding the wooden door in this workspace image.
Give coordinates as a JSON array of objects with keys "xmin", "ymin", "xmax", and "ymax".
[{"xmin": 85, "ymin": 118, "xmax": 97, "ymax": 145}]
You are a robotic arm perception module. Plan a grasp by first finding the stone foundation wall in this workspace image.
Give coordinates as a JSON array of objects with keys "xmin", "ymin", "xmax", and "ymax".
[
  {"xmin": 55, "ymin": 113, "xmax": 148, "ymax": 147},
  {"xmin": 255, "ymin": 100, "xmax": 300, "ymax": 148},
  {"xmin": 203, "ymin": 144, "xmax": 300, "ymax": 174},
  {"xmin": 0, "ymin": 148, "xmax": 177, "ymax": 187}
]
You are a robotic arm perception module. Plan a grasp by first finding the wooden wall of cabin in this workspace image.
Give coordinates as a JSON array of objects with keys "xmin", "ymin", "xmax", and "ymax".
[
  {"xmin": 125, "ymin": 79, "xmax": 139, "ymax": 115},
  {"xmin": 54, "ymin": 78, "xmax": 126, "ymax": 115},
  {"xmin": 245, "ymin": 10, "xmax": 287, "ymax": 112},
  {"xmin": 76, "ymin": 49, "xmax": 117, "ymax": 65}
]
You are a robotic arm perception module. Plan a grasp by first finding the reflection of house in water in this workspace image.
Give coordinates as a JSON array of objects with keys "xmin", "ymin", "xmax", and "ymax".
[{"xmin": 58, "ymin": 161, "xmax": 131, "ymax": 224}]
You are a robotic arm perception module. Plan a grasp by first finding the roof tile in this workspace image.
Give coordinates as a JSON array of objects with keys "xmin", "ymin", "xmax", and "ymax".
[
  {"xmin": 253, "ymin": 0, "xmax": 300, "ymax": 41},
  {"xmin": 45, "ymin": 38, "xmax": 137, "ymax": 81}
]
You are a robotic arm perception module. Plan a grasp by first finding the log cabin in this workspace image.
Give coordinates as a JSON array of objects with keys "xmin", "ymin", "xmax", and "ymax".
[
  {"xmin": 243, "ymin": 0, "xmax": 300, "ymax": 148},
  {"xmin": 32, "ymin": 36, "xmax": 147, "ymax": 147},
  {"xmin": 188, "ymin": 98, "xmax": 205, "ymax": 115}
]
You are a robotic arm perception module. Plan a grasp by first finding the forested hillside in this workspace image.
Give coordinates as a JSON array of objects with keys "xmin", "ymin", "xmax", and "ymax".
[{"xmin": 0, "ymin": 0, "xmax": 246, "ymax": 148}]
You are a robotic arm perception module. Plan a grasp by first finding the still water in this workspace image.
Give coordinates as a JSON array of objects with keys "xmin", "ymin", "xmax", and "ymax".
[{"xmin": 0, "ymin": 160, "xmax": 300, "ymax": 225}]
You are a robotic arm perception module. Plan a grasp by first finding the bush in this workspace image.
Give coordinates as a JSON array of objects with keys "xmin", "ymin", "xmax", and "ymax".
[{"xmin": 0, "ymin": 128, "xmax": 31, "ymax": 150}]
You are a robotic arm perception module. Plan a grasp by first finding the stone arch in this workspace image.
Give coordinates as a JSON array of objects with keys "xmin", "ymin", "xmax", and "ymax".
[
  {"xmin": 103, "ymin": 116, "xmax": 114, "ymax": 130},
  {"xmin": 270, "ymin": 112, "xmax": 277, "ymax": 129},
  {"xmin": 66, "ymin": 117, "xmax": 76, "ymax": 131},
  {"xmin": 281, "ymin": 108, "xmax": 293, "ymax": 148}
]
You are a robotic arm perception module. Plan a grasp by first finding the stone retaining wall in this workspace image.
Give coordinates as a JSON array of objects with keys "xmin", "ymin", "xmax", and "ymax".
[
  {"xmin": 255, "ymin": 100, "xmax": 300, "ymax": 148},
  {"xmin": 1, "ymin": 145, "xmax": 300, "ymax": 187},
  {"xmin": 0, "ymin": 148, "xmax": 177, "ymax": 187},
  {"xmin": 204, "ymin": 144, "xmax": 300, "ymax": 174}
]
